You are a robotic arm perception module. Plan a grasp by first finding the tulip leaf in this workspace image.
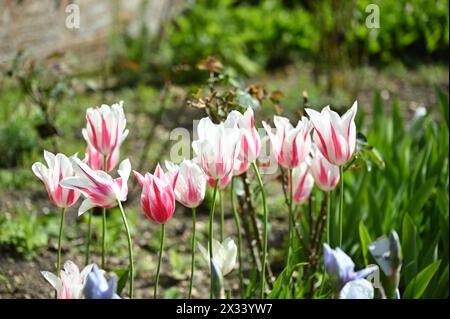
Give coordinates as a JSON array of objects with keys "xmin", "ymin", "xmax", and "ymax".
[
  {"xmin": 359, "ymin": 222, "xmax": 372, "ymax": 266},
  {"xmin": 113, "ymin": 268, "xmax": 129, "ymax": 296},
  {"xmin": 401, "ymin": 214, "xmax": 418, "ymax": 282},
  {"xmin": 406, "ymin": 177, "xmax": 437, "ymax": 217},
  {"xmin": 403, "ymin": 260, "xmax": 441, "ymax": 299}
]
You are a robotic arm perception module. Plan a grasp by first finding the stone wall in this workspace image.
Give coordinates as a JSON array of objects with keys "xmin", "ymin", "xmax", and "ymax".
[{"xmin": 0, "ymin": 0, "xmax": 183, "ymax": 64}]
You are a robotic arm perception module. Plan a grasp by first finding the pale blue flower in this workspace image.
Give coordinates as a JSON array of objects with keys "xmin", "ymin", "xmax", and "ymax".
[
  {"xmin": 323, "ymin": 243, "xmax": 377, "ymax": 290},
  {"xmin": 84, "ymin": 264, "xmax": 120, "ymax": 299}
]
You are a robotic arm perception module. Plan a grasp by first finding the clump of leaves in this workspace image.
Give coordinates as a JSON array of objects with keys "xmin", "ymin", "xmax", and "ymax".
[{"xmin": 0, "ymin": 208, "xmax": 52, "ymax": 260}]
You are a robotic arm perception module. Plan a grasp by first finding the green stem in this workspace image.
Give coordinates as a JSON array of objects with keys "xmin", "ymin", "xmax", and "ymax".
[
  {"xmin": 56, "ymin": 208, "xmax": 66, "ymax": 276},
  {"xmin": 230, "ymin": 177, "xmax": 245, "ymax": 298},
  {"xmin": 287, "ymin": 169, "xmax": 294, "ymax": 270},
  {"xmin": 101, "ymin": 155, "xmax": 108, "ymax": 269},
  {"xmin": 85, "ymin": 209, "xmax": 92, "ymax": 265},
  {"xmin": 326, "ymin": 192, "xmax": 331, "ymax": 244},
  {"xmin": 117, "ymin": 200, "xmax": 135, "ymax": 298},
  {"xmin": 219, "ymin": 190, "xmax": 225, "ymax": 242},
  {"xmin": 339, "ymin": 166, "xmax": 344, "ymax": 247},
  {"xmin": 188, "ymin": 207, "xmax": 196, "ymax": 299},
  {"xmin": 55, "ymin": 207, "xmax": 65, "ymax": 299},
  {"xmin": 154, "ymin": 223, "xmax": 165, "ymax": 299},
  {"xmin": 209, "ymin": 180, "xmax": 219, "ymax": 299},
  {"xmin": 252, "ymin": 162, "xmax": 269, "ymax": 299}
]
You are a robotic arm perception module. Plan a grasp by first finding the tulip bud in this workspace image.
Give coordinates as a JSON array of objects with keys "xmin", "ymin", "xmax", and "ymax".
[
  {"xmin": 82, "ymin": 101, "xmax": 129, "ymax": 156},
  {"xmin": 305, "ymin": 101, "xmax": 357, "ymax": 166},
  {"xmin": 32, "ymin": 151, "xmax": 81, "ymax": 208},
  {"xmin": 134, "ymin": 164, "xmax": 177, "ymax": 224}
]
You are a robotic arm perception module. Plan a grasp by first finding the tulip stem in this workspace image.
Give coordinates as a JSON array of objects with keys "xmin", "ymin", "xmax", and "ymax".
[
  {"xmin": 55, "ymin": 207, "xmax": 65, "ymax": 299},
  {"xmin": 339, "ymin": 166, "xmax": 344, "ymax": 247},
  {"xmin": 56, "ymin": 207, "xmax": 66, "ymax": 276},
  {"xmin": 252, "ymin": 162, "xmax": 269, "ymax": 299},
  {"xmin": 85, "ymin": 209, "xmax": 92, "ymax": 265},
  {"xmin": 155, "ymin": 223, "xmax": 165, "ymax": 299},
  {"xmin": 117, "ymin": 200, "xmax": 135, "ymax": 298},
  {"xmin": 219, "ymin": 190, "xmax": 225, "ymax": 242},
  {"xmin": 326, "ymin": 192, "xmax": 331, "ymax": 244},
  {"xmin": 230, "ymin": 177, "xmax": 245, "ymax": 298},
  {"xmin": 188, "ymin": 207, "xmax": 196, "ymax": 299},
  {"xmin": 287, "ymin": 169, "xmax": 294, "ymax": 270},
  {"xmin": 101, "ymin": 210, "xmax": 107, "ymax": 270},
  {"xmin": 209, "ymin": 180, "xmax": 219, "ymax": 299},
  {"xmin": 101, "ymin": 155, "xmax": 108, "ymax": 269}
]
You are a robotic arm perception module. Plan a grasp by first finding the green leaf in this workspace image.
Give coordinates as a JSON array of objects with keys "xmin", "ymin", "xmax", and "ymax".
[
  {"xmin": 359, "ymin": 222, "xmax": 372, "ymax": 266},
  {"xmin": 402, "ymin": 214, "xmax": 418, "ymax": 282},
  {"xmin": 406, "ymin": 177, "xmax": 437, "ymax": 217},
  {"xmin": 114, "ymin": 268, "xmax": 129, "ymax": 296},
  {"xmin": 403, "ymin": 260, "xmax": 441, "ymax": 299}
]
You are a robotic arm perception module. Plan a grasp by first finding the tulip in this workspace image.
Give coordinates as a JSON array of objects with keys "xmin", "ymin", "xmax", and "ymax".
[
  {"xmin": 199, "ymin": 238, "xmax": 237, "ymax": 276},
  {"xmin": 84, "ymin": 142, "xmax": 120, "ymax": 172},
  {"xmin": 165, "ymin": 160, "xmax": 206, "ymax": 209},
  {"xmin": 305, "ymin": 101, "xmax": 357, "ymax": 166},
  {"xmin": 32, "ymin": 151, "xmax": 82, "ymax": 280},
  {"xmin": 41, "ymin": 260, "xmax": 93, "ymax": 299},
  {"xmin": 291, "ymin": 161, "xmax": 314, "ymax": 204},
  {"xmin": 60, "ymin": 157, "xmax": 131, "ymax": 215},
  {"xmin": 192, "ymin": 117, "xmax": 241, "ymax": 180},
  {"xmin": 134, "ymin": 164, "xmax": 177, "ymax": 223},
  {"xmin": 232, "ymin": 158, "xmax": 251, "ymax": 176},
  {"xmin": 263, "ymin": 116, "xmax": 311, "ymax": 284},
  {"xmin": 227, "ymin": 108, "xmax": 261, "ymax": 163},
  {"xmin": 262, "ymin": 116, "xmax": 312, "ymax": 169},
  {"xmin": 192, "ymin": 116, "xmax": 241, "ymax": 298},
  {"xmin": 61, "ymin": 157, "xmax": 134, "ymax": 298},
  {"xmin": 134, "ymin": 164, "xmax": 177, "ymax": 298},
  {"xmin": 305, "ymin": 102, "xmax": 357, "ymax": 246},
  {"xmin": 32, "ymin": 151, "xmax": 81, "ymax": 209},
  {"xmin": 309, "ymin": 147, "xmax": 340, "ymax": 192},
  {"xmin": 165, "ymin": 159, "xmax": 206, "ymax": 298},
  {"xmin": 82, "ymin": 101, "xmax": 129, "ymax": 156},
  {"xmin": 84, "ymin": 264, "xmax": 120, "ymax": 299},
  {"xmin": 323, "ymin": 243, "xmax": 377, "ymax": 293},
  {"xmin": 208, "ymin": 173, "xmax": 232, "ymax": 190}
]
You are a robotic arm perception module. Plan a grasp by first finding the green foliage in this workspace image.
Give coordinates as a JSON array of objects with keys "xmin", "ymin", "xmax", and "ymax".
[
  {"xmin": 156, "ymin": 0, "xmax": 449, "ymax": 80},
  {"xmin": 342, "ymin": 89, "xmax": 449, "ymax": 298},
  {"xmin": 0, "ymin": 118, "xmax": 38, "ymax": 168},
  {"xmin": 0, "ymin": 208, "xmax": 53, "ymax": 260}
]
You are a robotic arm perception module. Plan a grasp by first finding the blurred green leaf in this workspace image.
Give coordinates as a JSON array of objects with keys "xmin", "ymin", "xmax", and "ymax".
[{"xmin": 403, "ymin": 260, "xmax": 441, "ymax": 299}]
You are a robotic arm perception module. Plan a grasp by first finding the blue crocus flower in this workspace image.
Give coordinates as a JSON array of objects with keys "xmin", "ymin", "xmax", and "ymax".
[
  {"xmin": 84, "ymin": 264, "xmax": 120, "ymax": 299},
  {"xmin": 323, "ymin": 243, "xmax": 377, "ymax": 290}
]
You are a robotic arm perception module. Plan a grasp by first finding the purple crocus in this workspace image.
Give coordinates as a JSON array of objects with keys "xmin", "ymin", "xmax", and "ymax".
[
  {"xmin": 84, "ymin": 264, "xmax": 120, "ymax": 299},
  {"xmin": 323, "ymin": 243, "xmax": 377, "ymax": 290}
]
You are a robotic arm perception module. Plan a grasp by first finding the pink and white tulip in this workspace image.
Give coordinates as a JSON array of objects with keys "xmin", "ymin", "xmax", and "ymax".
[
  {"xmin": 41, "ymin": 260, "xmax": 93, "ymax": 299},
  {"xmin": 309, "ymin": 148, "xmax": 340, "ymax": 191},
  {"xmin": 84, "ymin": 142, "xmax": 120, "ymax": 172},
  {"xmin": 60, "ymin": 158, "xmax": 131, "ymax": 216},
  {"xmin": 227, "ymin": 108, "xmax": 261, "ymax": 163},
  {"xmin": 165, "ymin": 160, "xmax": 206, "ymax": 208},
  {"xmin": 291, "ymin": 161, "xmax": 314, "ymax": 204},
  {"xmin": 232, "ymin": 158, "xmax": 251, "ymax": 176},
  {"xmin": 32, "ymin": 151, "xmax": 81, "ymax": 208},
  {"xmin": 82, "ymin": 101, "xmax": 129, "ymax": 156},
  {"xmin": 305, "ymin": 101, "xmax": 357, "ymax": 166},
  {"xmin": 262, "ymin": 116, "xmax": 312, "ymax": 169},
  {"xmin": 134, "ymin": 164, "xmax": 178, "ymax": 223},
  {"xmin": 208, "ymin": 173, "xmax": 232, "ymax": 190},
  {"xmin": 192, "ymin": 117, "xmax": 241, "ymax": 180}
]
